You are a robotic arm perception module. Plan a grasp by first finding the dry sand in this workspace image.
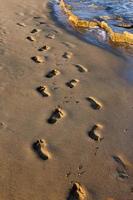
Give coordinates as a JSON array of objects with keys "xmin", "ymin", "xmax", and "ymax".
[{"xmin": 0, "ymin": 0, "xmax": 133, "ymax": 199}]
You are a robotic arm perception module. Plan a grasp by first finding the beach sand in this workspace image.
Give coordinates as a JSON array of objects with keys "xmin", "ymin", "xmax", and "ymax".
[{"xmin": 0, "ymin": 0, "xmax": 133, "ymax": 199}]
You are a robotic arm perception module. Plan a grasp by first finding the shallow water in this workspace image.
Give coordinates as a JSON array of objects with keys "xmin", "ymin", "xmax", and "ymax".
[
  {"xmin": 65, "ymin": 0, "xmax": 133, "ymax": 33},
  {"xmin": 52, "ymin": 0, "xmax": 133, "ymax": 50}
]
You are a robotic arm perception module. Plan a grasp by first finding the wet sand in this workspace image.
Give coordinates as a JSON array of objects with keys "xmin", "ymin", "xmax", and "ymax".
[{"xmin": 0, "ymin": 0, "xmax": 133, "ymax": 199}]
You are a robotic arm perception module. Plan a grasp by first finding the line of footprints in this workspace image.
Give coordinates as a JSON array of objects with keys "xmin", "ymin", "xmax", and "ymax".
[
  {"xmin": 22, "ymin": 24, "xmax": 128, "ymax": 199},
  {"xmin": 30, "ymin": 30, "xmax": 103, "ymax": 140}
]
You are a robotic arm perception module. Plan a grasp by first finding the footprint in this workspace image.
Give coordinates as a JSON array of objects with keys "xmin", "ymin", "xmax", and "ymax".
[
  {"xmin": 75, "ymin": 64, "xmax": 88, "ymax": 73},
  {"xmin": 48, "ymin": 107, "xmax": 65, "ymax": 124},
  {"xmin": 63, "ymin": 52, "xmax": 73, "ymax": 59},
  {"xmin": 88, "ymin": 124, "xmax": 103, "ymax": 141},
  {"xmin": 86, "ymin": 97, "xmax": 102, "ymax": 110},
  {"xmin": 47, "ymin": 33, "xmax": 55, "ymax": 39},
  {"xmin": 31, "ymin": 56, "xmax": 44, "ymax": 63},
  {"xmin": 67, "ymin": 182, "xmax": 87, "ymax": 200},
  {"xmin": 38, "ymin": 45, "xmax": 51, "ymax": 51},
  {"xmin": 33, "ymin": 16, "xmax": 42, "ymax": 19},
  {"xmin": 0, "ymin": 122, "xmax": 7, "ymax": 129},
  {"xmin": 33, "ymin": 139, "xmax": 51, "ymax": 160},
  {"xmin": 27, "ymin": 36, "xmax": 36, "ymax": 41},
  {"xmin": 31, "ymin": 28, "xmax": 41, "ymax": 33},
  {"xmin": 39, "ymin": 21, "xmax": 46, "ymax": 24},
  {"xmin": 17, "ymin": 22, "xmax": 26, "ymax": 27},
  {"xmin": 66, "ymin": 79, "xmax": 79, "ymax": 88},
  {"xmin": 63, "ymin": 41, "xmax": 76, "ymax": 48},
  {"xmin": 112, "ymin": 155, "xmax": 129, "ymax": 179},
  {"xmin": 37, "ymin": 86, "xmax": 50, "ymax": 97},
  {"xmin": 46, "ymin": 69, "xmax": 60, "ymax": 78}
]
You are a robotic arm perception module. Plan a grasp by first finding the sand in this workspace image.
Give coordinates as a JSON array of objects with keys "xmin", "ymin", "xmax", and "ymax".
[{"xmin": 0, "ymin": 0, "xmax": 133, "ymax": 199}]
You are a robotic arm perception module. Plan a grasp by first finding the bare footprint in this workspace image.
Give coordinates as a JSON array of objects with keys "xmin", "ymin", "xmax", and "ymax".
[
  {"xmin": 47, "ymin": 33, "xmax": 55, "ymax": 39},
  {"xmin": 63, "ymin": 52, "xmax": 73, "ymax": 59},
  {"xmin": 0, "ymin": 122, "xmax": 7, "ymax": 129},
  {"xmin": 33, "ymin": 139, "xmax": 51, "ymax": 160},
  {"xmin": 63, "ymin": 41, "xmax": 76, "ymax": 48},
  {"xmin": 75, "ymin": 64, "xmax": 88, "ymax": 73},
  {"xmin": 86, "ymin": 97, "xmax": 102, "ymax": 110},
  {"xmin": 48, "ymin": 107, "xmax": 65, "ymax": 124},
  {"xmin": 112, "ymin": 155, "xmax": 129, "ymax": 179},
  {"xmin": 38, "ymin": 45, "xmax": 51, "ymax": 51},
  {"xmin": 46, "ymin": 69, "xmax": 60, "ymax": 78},
  {"xmin": 66, "ymin": 79, "xmax": 79, "ymax": 88},
  {"xmin": 67, "ymin": 183, "xmax": 87, "ymax": 200},
  {"xmin": 27, "ymin": 36, "xmax": 36, "ymax": 41},
  {"xmin": 88, "ymin": 124, "xmax": 103, "ymax": 141},
  {"xmin": 31, "ymin": 28, "xmax": 41, "ymax": 33},
  {"xmin": 31, "ymin": 56, "xmax": 44, "ymax": 63},
  {"xmin": 17, "ymin": 22, "xmax": 26, "ymax": 27},
  {"xmin": 37, "ymin": 86, "xmax": 50, "ymax": 97}
]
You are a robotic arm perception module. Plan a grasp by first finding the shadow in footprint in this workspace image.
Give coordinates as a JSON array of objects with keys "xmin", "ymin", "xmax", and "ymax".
[
  {"xmin": 66, "ymin": 79, "xmax": 79, "ymax": 88},
  {"xmin": 63, "ymin": 52, "xmax": 73, "ymax": 59},
  {"xmin": 88, "ymin": 124, "xmax": 103, "ymax": 142},
  {"xmin": 75, "ymin": 64, "xmax": 88, "ymax": 73},
  {"xmin": 48, "ymin": 107, "xmax": 65, "ymax": 124},
  {"xmin": 67, "ymin": 183, "xmax": 87, "ymax": 200},
  {"xmin": 33, "ymin": 139, "xmax": 50, "ymax": 160},
  {"xmin": 27, "ymin": 36, "xmax": 36, "ymax": 41},
  {"xmin": 46, "ymin": 69, "xmax": 60, "ymax": 78},
  {"xmin": 112, "ymin": 155, "xmax": 129, "ymax": 179},
  {"xmin": 31, "ymin": 56, "xmax": 44, "ymax": 63},
  {"xmin": 36, "ymin": 86, "xmax": 50, "ymax": 97},
  {"xmin": 86, "ymin": 97, "xmax": 102, "ymax": 110},
  {"xmin": 31, "ymin": 28, "xmax": 41, "ymax": 33},
  {"xmin": 38, "ymin": 45, "xmax": 50, "ymax": 51}
]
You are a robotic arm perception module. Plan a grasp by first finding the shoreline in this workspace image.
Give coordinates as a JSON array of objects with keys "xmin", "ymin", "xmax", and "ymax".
[
  {"xmin": 51, "ymin": 0, "xmax": 133, "ymax": 58},
  {"xmin": 0, "ymin": 0, "xmax": 133, "ymax": 199},
  {"xmin": 59, "ymin": 0, "xmax": 133, "ymax": 45}
]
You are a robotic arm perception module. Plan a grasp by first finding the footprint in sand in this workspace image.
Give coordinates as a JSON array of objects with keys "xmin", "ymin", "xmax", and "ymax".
[
  {"xmin": 88, "ymin": 124, "xmax": 103, "ymax": 142},
  {"xmin": 75, "ymin": 64, "xmax": 88, "ymax": 73},
  {"xmin": 27, "ymin": 36, "xmax": 36, "ymax": 41},
  {"xmin": 63, "ymin": 52, "xmax": 73, "ymax": 59},
  {"xmin": 17, "ymin": 22, "xmax": 26, "ymax": 27},
  {"xmin": 46, "ymin": 69, "xmax": 60, "ymax": 78},
  {"xmin": 33, "ymin": 16, "xmax": 42, "ymax": 19},
  {"xmin": 0, "ymin": 122, "xmax": 7, "ymax": 129},
  {"xmin": 112, "ymin": 155, "xmax": 129, "ymax": 179},
  {"xmin": 47, "ymin": 33, "xmax": 55, "ymax": 39},
  {"xmin": 31, "ymin": 56, "xmax": 44, "ymax": 63},
  {"xmin": 66, "ymin": 79, "xmax": 79, "ymax": 88},
  {"xmin": 86, "ymin": 97, "xmax": 102, "ymax": 110},
  {"xmin": 39, "ymin": 21, "xmax": 46, "ymax": 25},
  {"xmin": 38, "ymin": 45, "xmax": 51, "ymax": 52},
  {"xmin": 33, "ymin": 139, "xmax": 51, "ymax": 160},
  {"xmin": 67, "ymin": 182, "xmax": 87, "ymax": 200},
  {"xmin": 48, "ymin": 107, "xmax": 65, "ymax": 124},
  {"xmin": 63, "ymin": 41, "xmax": 76, "ymax": 48},
  {"xmin": 37, "ymin": 86, "xmax": 50, "ymax": 97},
  {"xmin": 31, "ymin": 28, "xmax": 41, "ymax": 34}
]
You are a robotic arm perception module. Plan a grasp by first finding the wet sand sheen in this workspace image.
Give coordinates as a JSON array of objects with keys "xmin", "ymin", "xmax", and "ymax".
[{"xmin": 0, "ymin": 0, "xmax": 132, "ymax": 200}]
